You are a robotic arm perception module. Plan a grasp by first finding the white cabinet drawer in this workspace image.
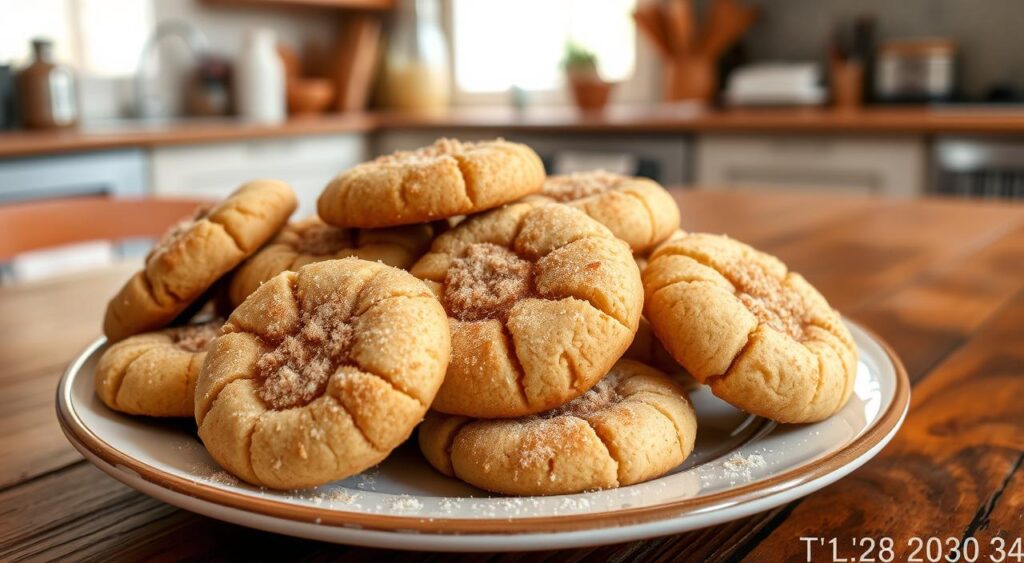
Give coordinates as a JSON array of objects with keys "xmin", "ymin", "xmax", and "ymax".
[
  {"xmin": 695, "ymin": 134, "xmax": 926, "ymax": 196},
  {"xmin": 150, "ymin": 134, "xmax": 366, "ymax": 218}
]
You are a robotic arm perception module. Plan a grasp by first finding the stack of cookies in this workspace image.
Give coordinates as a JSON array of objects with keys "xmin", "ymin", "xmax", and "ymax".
[{"xmin": 96, "ymin": 138, "xmax": 857, "ymax": 496}]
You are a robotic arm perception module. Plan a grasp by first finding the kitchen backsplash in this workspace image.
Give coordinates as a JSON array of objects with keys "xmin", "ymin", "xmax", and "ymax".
[{"xmin": 738, "ymin": 0, "xmax": 1024, "ymax": 100}]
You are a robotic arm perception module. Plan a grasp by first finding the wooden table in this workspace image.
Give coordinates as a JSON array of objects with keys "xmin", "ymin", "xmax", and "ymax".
[{"xmin": 2, "ymin": 189, "xmax": 1023, "ymax": 561}]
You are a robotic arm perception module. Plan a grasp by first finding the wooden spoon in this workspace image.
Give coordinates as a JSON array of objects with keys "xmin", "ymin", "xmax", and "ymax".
[{"xmin": 633, "ymin": 2, "xmax": 672, "ymax": 57}]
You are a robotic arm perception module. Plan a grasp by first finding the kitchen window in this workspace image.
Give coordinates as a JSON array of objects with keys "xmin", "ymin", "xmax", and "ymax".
[
  {"xmin": 449, "ymin": 0, "xmax": 637, "ymax": 100},
  {"xmin": 0, "ymin": 0, "xmax": 152, "ymax": 76}
]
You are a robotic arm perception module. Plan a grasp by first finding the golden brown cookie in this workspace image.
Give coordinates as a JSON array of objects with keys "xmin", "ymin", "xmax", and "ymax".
[
  {"xmin": 318, "ymin": 138, "xmax": 545, "ymax": 228},
  {"xmin": 104, "ymin": 180, "xmax": 297, "ymax": 342},
  {"xmin": 623, "ymin": 317, "xmax": 683, "ymax": 375},
  {"xmin": 419, "ymin": 359, "xmax": 697, "ymax": 496},
  {"xmin": 194, "ymin": 258, "xmax": 450, "ymax": 489},
  {"xmin": 634, "ymin": 254, "xmax": 649, "ymax": 272},
  {"xmin": 530, "ymin": 171, "xmax": 680, "ymax": 254},
  {"xmin": 410, "ymin": 202, "xmax": 643, "ymax": 418},
  {"xmin": 634, "ymin": 229, "xmax": 686, "ymax": 272},
  {"xmin": 95, "ymin": 320, "xmax": 222, "ymax": 417},
  {"xmin": 643, "ymin": 233, "xmax": 857, "ymax": 423},
  {"xmin": 227, "ymin": 216, "xmax": 433, "ymax": 307}
]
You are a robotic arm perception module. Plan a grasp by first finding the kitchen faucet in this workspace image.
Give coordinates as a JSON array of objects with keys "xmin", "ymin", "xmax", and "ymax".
[{"xmin": 133, "ymin": 20, "xmax": 209, "ymax": 119}]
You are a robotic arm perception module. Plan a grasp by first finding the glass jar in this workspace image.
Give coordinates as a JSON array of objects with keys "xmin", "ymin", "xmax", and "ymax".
[
  {"xmin": 382, "ymin": 0, "xmax": 451, "ymax": 112},
  {"xmin": 17, "ymin": 39, "xmax": 79, "ymax": 129}
]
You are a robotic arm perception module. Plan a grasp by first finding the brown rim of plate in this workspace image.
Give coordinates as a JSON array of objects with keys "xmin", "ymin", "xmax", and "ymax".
[{"xmin": 56, "ymin": 320, "xmax": 910, "ymax": 535}]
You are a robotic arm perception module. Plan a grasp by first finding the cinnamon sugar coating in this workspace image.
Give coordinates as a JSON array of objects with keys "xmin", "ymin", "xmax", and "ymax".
[
  {"xmin": 541, "ymin": 170, "xmax": 624, "ymax": 201},
  {"xmin": 172, "ymin": 320, "xmax": 221, "ymax": 353},
  {"xmin": 95, "ymin": 319, "xmax": 224, "ymax": 417},
  {"xmin": 104, "ymin": 180, "xmax": 297, "ymax": 342},
  {"xmin": 443, "ymin": 243, "xmax": 534, "ymax": 322},
  {"xmin": 543, "ymin": 372, "xmax": 621, "ymax": 418},
  {"xmin": 194, "ymin": 258, "xmax": 450, "ymax": 489},
  {"xmin": 529, "ymin": 171, "xmax": 680, "ymax": 254},
  {"xmin": 642, "ymin": 233, "xmax": 857, "ymax": 423},
  {"xmin": 411, "ymin": 202, "xmax": 643, "ymax": 418},
  {"xmin": 255, "ymin": 303, "xmax": 354, "ymax": 410},
  {"xmin": 419, "ymin": 360, "xmax": 697, "ymax": 496},
  {"xmin": 318, "ymin": 137, "xmax": 545, "ymax": 228},
  {"xmin": 228, "ymin": 216, "xmax": 432, "ymax": 307},
  {"xmin": 293, "ymin": 220, "xmax": 355, "ymax": 255}
]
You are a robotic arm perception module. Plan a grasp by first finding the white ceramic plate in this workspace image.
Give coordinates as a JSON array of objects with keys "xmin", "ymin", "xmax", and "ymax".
[{"xmin": 57, "ymin": 320, "xmax": 909, "ymax": 552}]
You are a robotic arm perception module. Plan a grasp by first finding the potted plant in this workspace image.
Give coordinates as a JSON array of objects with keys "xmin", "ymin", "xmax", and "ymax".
[{"xmin": 563, "ymin": 42, "xmax": 613, "ymax": 113}]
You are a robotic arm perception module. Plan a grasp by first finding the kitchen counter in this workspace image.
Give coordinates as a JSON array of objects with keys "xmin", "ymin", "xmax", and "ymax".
[
  {"xmin": 6, "ymin": 105, "xmax": 1024, "ymax": 159},
  {"xmin": 2, "ymin": 189, "xmax": 1023, "ymax": 561},
  {"xmin": 0, "ymin": 113, "xmax": 377, "ymax": 159},
  {"xmin": 377, "ymin": 104, "xmax": 1024, "ymax": 135}
]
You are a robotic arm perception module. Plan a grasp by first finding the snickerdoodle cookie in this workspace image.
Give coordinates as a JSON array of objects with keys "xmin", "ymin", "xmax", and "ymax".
[
  {"xmin": 104, "ymin": 180, "xmax": 296, "ymax": 342},
  {"xmin": 624, "ymin": 317, "xmax": 683, "ymax": 375},
  {"xmin": 228, "ymin": 216, "xmax": 432, "ymax": 306},
  {"xmin": 318, "ymin": 138, "xmax": 545, "ymax": 228},
  {"xmin": 95, "ymin": 320, "xmax": 222, "ymax": 417},
  {"xmin": 195, "ymin": 258, "xmax": 450, "ymax": 489},
  {"xmin": 643, "ymin": 233, "xmax": 857, "ymax": 423},
  {"xmin": 531, "ymin": 171, "xmax": 680, "ymax": 254},
  {"xmin": 635, "ymin": 229, "xmax": 686, "ymax": 272},
  {"xmin": 419, "ymin": 359, "xmax": 697, "ymax": 495},
  {"xmin": 410, "ymin": 202, "xmax": 643, "ymax": 418}
]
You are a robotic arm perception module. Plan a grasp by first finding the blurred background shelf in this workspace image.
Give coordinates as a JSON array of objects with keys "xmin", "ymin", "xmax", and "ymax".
[{"xmin": 201, "ymin": 0, "xmax": 393, "ymax": 10}]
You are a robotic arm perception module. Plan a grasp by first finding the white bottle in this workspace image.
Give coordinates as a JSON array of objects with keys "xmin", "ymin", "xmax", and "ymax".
[{"xmin": 235, "ymin": 28, "xmax": 285, "ymax": 124}]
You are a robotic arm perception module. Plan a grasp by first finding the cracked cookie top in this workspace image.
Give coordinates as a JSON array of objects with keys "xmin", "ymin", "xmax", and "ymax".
[
  {"xmin": 317, "ymin": 137, "xmax": 545, "ymax": 229},
  {"xmin": 642, "ymin": 232, "xmax": 858, "ymax": 423},
  {"xmin": 529, "ymin": 171, "xmax": 681, "ymax": 254},
  {"xmin": 228, "ymin": 216, "xmax": 433, "ymax": 307},
  {"xmin": 104, "ymin": 180, "xmax": 297, "ymax": 342},
  {"xmin": 410, "ymin": 202, "xmax": 643, "ymax": 418},
  {"xmin": 194, "ymin": 258, "xmax": 450, "ymax": 489},
  {"xmin": 418, "ymin": 359, "xmax": 698, "ymax": 496}
]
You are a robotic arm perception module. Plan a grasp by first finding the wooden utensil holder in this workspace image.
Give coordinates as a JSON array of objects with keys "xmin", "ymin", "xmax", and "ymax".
[
  {"xmin": 831, "ymin": 59, "xmax": 864, "ymax": 109},
  {"xmin": 664, "ymin": 54, "xmax": 716, "ymax": 103}
]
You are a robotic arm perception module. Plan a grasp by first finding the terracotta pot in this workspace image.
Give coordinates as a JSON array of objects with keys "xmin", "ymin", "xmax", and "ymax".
[{"xmin": 568, "ymin": 77, "xmax": 613, "ymax": 113}]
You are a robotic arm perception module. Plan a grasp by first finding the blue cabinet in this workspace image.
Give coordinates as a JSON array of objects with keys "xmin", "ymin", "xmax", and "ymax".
[{"xmin": 0, "ymin": 149, "xmax": 148, "ymax": 203}]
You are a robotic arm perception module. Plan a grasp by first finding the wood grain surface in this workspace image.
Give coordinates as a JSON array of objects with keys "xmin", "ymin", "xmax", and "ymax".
[{"xmin": 1, "ymin": 189, "xmax": 1022, "ymax": 562}]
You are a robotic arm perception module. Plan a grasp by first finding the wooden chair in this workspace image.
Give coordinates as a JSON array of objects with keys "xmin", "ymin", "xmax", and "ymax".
[{"xmin": 0, "ymin": 195, "xmax": 212, "ymax": 262}]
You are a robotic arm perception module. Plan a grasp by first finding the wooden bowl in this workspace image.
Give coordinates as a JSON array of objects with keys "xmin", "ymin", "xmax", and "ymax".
[{"xmin": 286, "ymin": 78, "xmax": 335, "ymax": 115}]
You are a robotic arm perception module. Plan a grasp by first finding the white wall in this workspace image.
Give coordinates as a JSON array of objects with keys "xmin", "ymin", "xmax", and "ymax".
[
  {"xmin": 81, "ymin": 0, "xmax": 337, "ymax": 120},
  {"xmin": 152, "ymin": 0, "xmax": 335, "ymax": 59}
]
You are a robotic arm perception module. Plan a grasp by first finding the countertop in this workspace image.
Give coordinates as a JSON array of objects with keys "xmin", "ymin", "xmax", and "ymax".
[
  {"xmin": 2, "ymin": 189, "xmax": 1023, "ymax": 561},
  {"xmin": 7, "ymin": 105, "xmax": 1024, "ymax": 159},
  {"xmin": 0, "ymin": 113, "xmax": 378, "ymax": 159}
]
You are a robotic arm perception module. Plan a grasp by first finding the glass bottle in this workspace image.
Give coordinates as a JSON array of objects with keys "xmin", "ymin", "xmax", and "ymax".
[
  {"xmin": 382, "ymin": 0, "xmax": 450, "ymax": 112},
  {"xmin": 235, "ymin": 28, "xmax": 286, "ymax": 124},
  {"xmin": 17, "ymin": 39, "xmax": 78, "ymax": 129}
]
